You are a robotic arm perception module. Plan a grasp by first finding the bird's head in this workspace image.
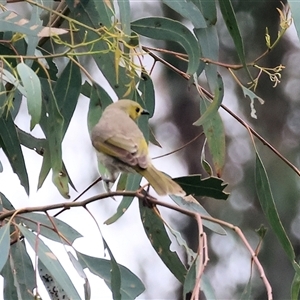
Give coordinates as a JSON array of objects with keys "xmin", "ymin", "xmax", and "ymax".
[{"xmin": 115, "ymin": 99, "xmax": 149, "ymax": 121}]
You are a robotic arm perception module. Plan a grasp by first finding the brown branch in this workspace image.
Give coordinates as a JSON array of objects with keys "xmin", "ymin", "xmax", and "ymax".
[{"xmin": 144, "ymin": 47, "xmax": 300, "ymax": 177}]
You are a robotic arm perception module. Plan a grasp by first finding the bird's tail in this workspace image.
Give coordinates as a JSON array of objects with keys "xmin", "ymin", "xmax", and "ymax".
[{"xmin": 138, "ymin": 164, "xmax": 186, "ymax": 196}]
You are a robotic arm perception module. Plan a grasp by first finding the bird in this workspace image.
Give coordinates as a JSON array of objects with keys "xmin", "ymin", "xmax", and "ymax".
[{"xmin": 91, "ymin": 99, "xmax": 186, "ymax": 196}]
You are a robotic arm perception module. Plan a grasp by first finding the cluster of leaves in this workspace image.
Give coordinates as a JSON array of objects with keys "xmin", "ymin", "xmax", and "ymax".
[{"xmin": 0, "ymin": 0, "xmax": 300, "ymax": 299}]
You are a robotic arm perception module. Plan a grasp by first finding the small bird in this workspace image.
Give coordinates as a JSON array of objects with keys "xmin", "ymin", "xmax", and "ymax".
[{"xmin": 91, "ymin": 99, "xmax": 186, "ymax": 196}]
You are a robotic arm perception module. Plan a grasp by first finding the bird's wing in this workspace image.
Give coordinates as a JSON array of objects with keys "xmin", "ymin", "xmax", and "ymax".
[{"xmin": 93, "ymin": 134, "xmax": 149, "ymax": 169}]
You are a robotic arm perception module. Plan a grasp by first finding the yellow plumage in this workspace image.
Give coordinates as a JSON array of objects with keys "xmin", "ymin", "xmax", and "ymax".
[{"xmin": 91, "ymin": 99, "xmax": 185, "ymax": 196}]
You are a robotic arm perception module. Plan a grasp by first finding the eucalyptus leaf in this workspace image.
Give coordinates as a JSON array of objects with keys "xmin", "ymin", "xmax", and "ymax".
[
  {"xmin": 16, "ymin": 212, "xmax": 82, "ymax": 244},
  {"xmin": 18, "ymin": 225, "xmax": 82, "ymax": 300},
  {"xmin": 218, "ymin": 0, "xmax": 252, "ymax": 80},
  {"xmin": 9, "ymin": 241, "xmax": 35, "ymax": 300},
  {"xmin": 255, "ymin": 152, "xmax": 296, "ymax": 263},
  {"xmin": 139, "ymin": 203, "xmax": 187, "ymax": 283},
  {"xmin": 16, "ymin": 62, "xmax": 42, "ymax": 130},
  {"xmin": 0, "ymin": 223, "xmax": 10, "ymax": 273},
  {"xmin": 77, "ymin": 251, "xmax": 145, "ymax": 299},
  {"xmin": 131, "ymin": 17, "xmax": 200, "ymax": 75},
  {"xmin": 0, "ymin": 112, "xmax": 29, "ymax": 195},
  {"xmin": 163, "ymin": 0, "xmax": 206, "ymax": 28}
]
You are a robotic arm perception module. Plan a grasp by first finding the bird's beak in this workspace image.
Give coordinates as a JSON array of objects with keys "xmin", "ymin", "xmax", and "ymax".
[{"xmin": 141, "ymin": 109, "xmax": 150, "ymax": 115}]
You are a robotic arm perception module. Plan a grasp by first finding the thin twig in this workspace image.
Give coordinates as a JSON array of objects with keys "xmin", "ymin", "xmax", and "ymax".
[{"xmin": 152, "ymin": 131, "xmax": 204, "ymax": 160}]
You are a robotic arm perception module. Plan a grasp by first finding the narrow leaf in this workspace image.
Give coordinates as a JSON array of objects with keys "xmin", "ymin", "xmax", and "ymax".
[
  {"xmin": 77, "ymin": 251, "xmax": 145, "ymax": 299},
  {"xmin": 10, "ymin": 241, "xmax": 35, "ymax": 300},
  {"xmin": 291, "ymin": 272, "xmax": 300, "ymax": 300},
  {"xmin": 255, "ymin": 152, "xmax": 295, "ymax": 262},
  {"xmin": 194, "ymin": 26, "xmax": 219, "ymax": 91},
  {"xmin": 218, "ymin": 0, "xmax": 252, "ymax": 80},
  {"xmin": 104, "ymin": 173, "xmax": 141, "ymax": 225},
  {"xmin": 139, "ymin": 203, "xmax": 187, "ymax": 283},
  {"xmin": 183, "ymin": 257, "xmax": 197, "ymax": 297},
  {"xmin": 18, "ymin": 225, "xmax": 82, "ymax": 300},
  {"xmin": 117, "ymin": 0, "xmax": 131, "ymax": 41},
  {"xmin": 38, "ymin": 259, "xmax": 70, "ymax": 300},
  {"xmin": 86, "ymin": 81, "xmax": 113, "ymax": 133},
  {"xmin": 1, "ymin": 259, "xmax": 18, "ymax": 299},
  {"xmin": 0, "ymin": 224, "xmax": 10, "ymax": 273},
  {"xmin": 0, "ymin": 112, "xmax": 29, "ymax": 195},
  {"xmin": 290, "ymin": 2, "xmax": 300, "ymax": 39},
  {"xmin": 200, "ymin": 98, "xmax": 226, "ymax": 176},
  {"xmin": 16, "ymin": 212, "xmax": 82, "ymax": 244},
  {"xmin": 102, "ymin": 238, "xmax": 121, "ymax": 300},
  {"xmin": 16, "ymin": 62, "xmax": 41, "ymax": 129},
  {"xmin": 171, "ymin": 194, "xmax": 226, "ymax": 235},
  {"xmin": 191, "ymin": 0, "xmax": 216, "ymax": 25},
  {"xmin": 193, "ymin": 74, "xmax": 224, "ymax": 126},
  {"xmin": 131, "ymin": 17, "xmax": 200, "ymax": 75},
  {"xmin": 54, "ymin": 59, "xmax": 81, "ymax": 137},
  {"xmin": 163, "ymin": 0, "xmax": 206, "ymax": 28}
]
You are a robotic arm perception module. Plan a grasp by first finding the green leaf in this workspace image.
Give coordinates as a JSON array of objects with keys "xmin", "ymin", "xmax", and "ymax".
[
  {"xmin": 117, "ymin": 0, "xmax": 131, "ymax": 41},
  {"xmin": 131, "ymin": 17, "xmax": 200, "ymax": 75},
  {"xmin": 167, "ymin": 226, "xmax": 196, "ymax": 264},
  {"xmin": 163, "ymin": 0, "xmax": 207, "ymax": 28},
  {"xmin": 1, "ymin": 68, "xmax": 27, "ymax": 96},
  {"xmin": 54, "ymin": 59, "xmax": 81, "ymax": 136},
  {"xmin": 193, "ymin": 74, "xmax": 224, "ymax": 126},
  {"xmin": 41, "ymin": 79, "xmax": 69, "ymax": 198},
  {"xmin": 17, "ymin": 127, "xmax": 47, "ymax": 150},
  {"xmin": 0, "ymin": 112, "xmax": 29, "ymax": 195},
  {"xmin": 38, "ymin": 259, "xmax": 70, "ymax": 300},
  {"xmin": 291, "ymin": 272, "xmax": 300, "ymax": 300},
  {"xmin": 218, "ymin": 0, "xmax": 252, "ymax": 80},
  {"xmin": 240, "ymin": 277, "xmax": 252, "ymax": 300},
  {"xmin": 183, "ymin": 257, "xmax": 197, "ymax": 297},
  {"xmin": 138, "ymin": 72, "xmax": 155, "ymax": 118},
  {"xmin": 104, "ymin": 173, "xmax": 142, "ymax": 225},
  {"xmin": 16, "ymin": 212, "xmax": 82, "ymax": 244},
  {"xmin": 77, "ymin": 251, "xmax": 145, "ymax": 299},
  {"xmin": 0, "ymin": 192, "xmax": 16, "ymax": 210},
  {"xmin": 191, "ymin": 0, "xmax": 216, "ymax": 25},
  {"xmin": 255, "ymin": 152, "xmax": 296, "ymax": 263},
  {"xmin": 37, "ymin": 146, "xmax": 51, "ymax": 189},
  {"xmin": 18, "ymin": 225, "xmax": 82, "ymax": 300},
  {"xmin": 86, "ymin": 81, "xmax": 113, "ymax": 133},
  {"xmin": 0, "ymin": 223, "xmax": 10, "ymax": 273},
  {"xmin": 201, "ymin": 139, "xmax": 213, "ymax": 176},
  {"xmin": 194, "ymin": 26, "xmax": 219, "ymax": 91},
  {"xmin": 290, "ymin": 2, "xmax": 300, "ymax": 40},
  {"xmin": 0, "ymin": 81, "xmax": 6, "ymax": 118},
  {"xmin": 1, "ymin": 258, "xmax": 18, "ymax": 300},
  {"xmin": 200, "ymin": 98, "xmax": 226, "ymax": 176},
  {"xmin": 170, "ymin": 194, "xmax": 226, "ymax": 235},
  {"xmin": 139, "ymin": 203, "xmax": 187, "ymax": 283},
  {"xmin": 241, "ymin": 85, "xmax": 264, "ymax": 119},
  {"xmin": 174, "ymin": 175, "xmax": 229, "ymax": 199},
  {"xmin": 9, "ymin": 241, "xmax": 35, "ymax": 300},
  {"xmin": 201, "ymin": 274, "xmax": 216, "ymax": 300},
  {"xmin": 103, "ymin": 238, "xmax": 122, "ymax": 300}
]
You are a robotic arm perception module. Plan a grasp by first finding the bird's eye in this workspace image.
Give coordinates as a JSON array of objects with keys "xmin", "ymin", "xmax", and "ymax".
[{"xmin": 135, "ymin": 107, "xmax": 140, "ymax": 113}]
